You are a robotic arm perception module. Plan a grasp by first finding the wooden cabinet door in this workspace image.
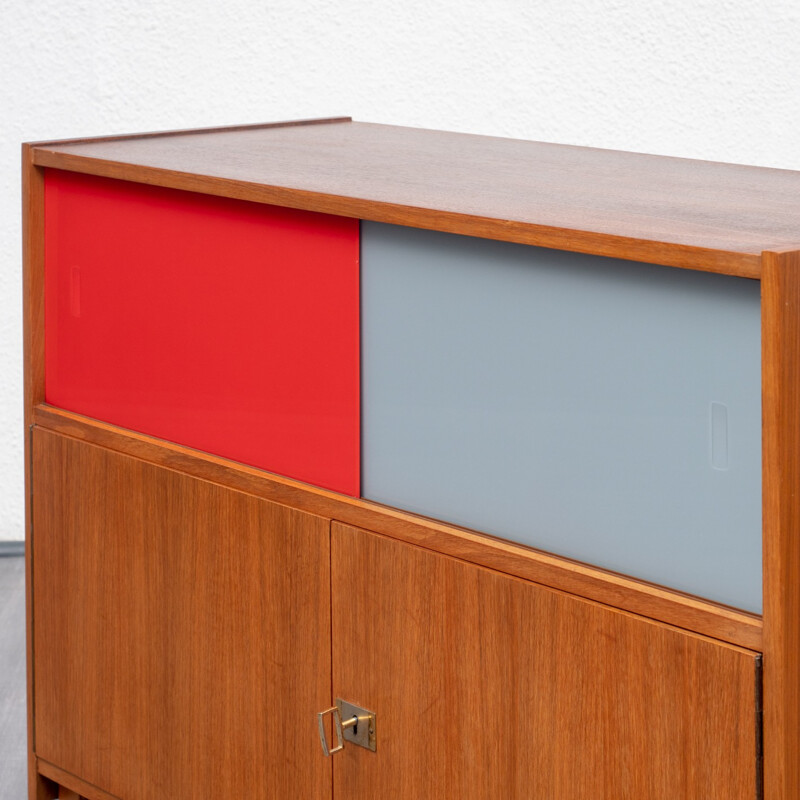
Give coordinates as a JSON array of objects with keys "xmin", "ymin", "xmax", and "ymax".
[
  {"xmin": 331, "ymin": 522, "xmax": 760, "ymax": 799},
  {"xmin": 32, "ymin": 429, "xmax": 332, "ymax": 800}
]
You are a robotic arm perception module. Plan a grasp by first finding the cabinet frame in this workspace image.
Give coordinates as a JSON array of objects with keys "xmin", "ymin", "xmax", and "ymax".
[{"xmin": 22, "ymin": 118, "xmax": 800, "ymax": 799}]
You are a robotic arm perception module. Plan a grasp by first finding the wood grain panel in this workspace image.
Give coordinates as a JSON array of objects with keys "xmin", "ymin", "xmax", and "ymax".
[
  {"xmin": 29, "ymin": 121, "xmax": 800, "ymax": 274},
  {"xmin": 22, "ymin": 146, "xmax": 45, "ymax": 420},
  {"xmin": 31, "ymin": 144, "xmax": 760, "ymax": 279},
  {"xmin": 32, "ymin": 406, "xmax": 762, "ymax": 651},
  {"xmin": 23, "ymin": 145, "xmax": 54, "ymax": 800},
  {"xmin": 31, "ymin": 429, "xmax": 332, "ymax": 800},
  {"xmin": 332, "ymin": 522, "xmax": 760, "ymax": 799},
  {"xmin": 762, "ymin": 248, "xmax": 800, "ymax": 800}
]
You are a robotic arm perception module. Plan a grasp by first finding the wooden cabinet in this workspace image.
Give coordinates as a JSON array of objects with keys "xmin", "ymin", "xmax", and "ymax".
[{"xmin": 24, "ymin": 118, "xmax": 800, "ymax": 799}]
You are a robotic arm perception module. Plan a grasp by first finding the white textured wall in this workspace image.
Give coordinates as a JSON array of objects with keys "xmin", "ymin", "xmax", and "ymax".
[{"xmin": 3, "ymin": 0, "xmax": 800, "ymax": 539}]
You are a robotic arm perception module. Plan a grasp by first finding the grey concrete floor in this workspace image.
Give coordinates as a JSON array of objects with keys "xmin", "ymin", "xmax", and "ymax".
[{"xmin": 0, "ymin": 556, "xmax": 27, "ymax": 800}]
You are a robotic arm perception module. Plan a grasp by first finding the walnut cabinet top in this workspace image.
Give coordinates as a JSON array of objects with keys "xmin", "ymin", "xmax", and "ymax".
[{"xmin": 29, "ymin": 116, "xmax": 800, "ymax": 279}]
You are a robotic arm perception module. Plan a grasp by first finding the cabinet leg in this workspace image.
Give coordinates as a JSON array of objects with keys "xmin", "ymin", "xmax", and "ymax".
[{"xmin": 29, "ymin": 771, "xmax": 57, "ymax": 800}]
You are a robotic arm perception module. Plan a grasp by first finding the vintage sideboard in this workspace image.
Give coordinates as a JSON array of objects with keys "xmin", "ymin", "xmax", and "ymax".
[{"xmin": 22, "ymin": 117, "xmax": 800, "ymax": 799}]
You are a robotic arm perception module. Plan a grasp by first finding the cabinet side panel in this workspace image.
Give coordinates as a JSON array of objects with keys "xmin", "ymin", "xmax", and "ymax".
[
  {"xmin": 32, "ymin": 428, "xmax": 332, "ymax": 800},
  {"xmin": 44, "ymin": 169, "xmax": 360, "ymax": 495},
  {"xmin": 362, "ymin": 221, "xmax": 762, "ymax": 611},
  {"xmin": 23, "ymin": 145, "xmax": 56, "ymax": 800},
  {"xmin": 762, "ymin": 249, "xmax": 800, "ymax": 800}
]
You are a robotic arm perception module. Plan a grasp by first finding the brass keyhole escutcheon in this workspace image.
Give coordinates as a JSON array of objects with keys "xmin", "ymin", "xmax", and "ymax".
[{"xmin": 317, "ymin": 700, "xmax": 377, "ymax": 756}]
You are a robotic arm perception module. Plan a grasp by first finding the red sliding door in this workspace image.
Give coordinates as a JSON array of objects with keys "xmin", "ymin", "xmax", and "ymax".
[{"xmin": 45, "ymin": 169, "xmax": 360, "ymax": 495}]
